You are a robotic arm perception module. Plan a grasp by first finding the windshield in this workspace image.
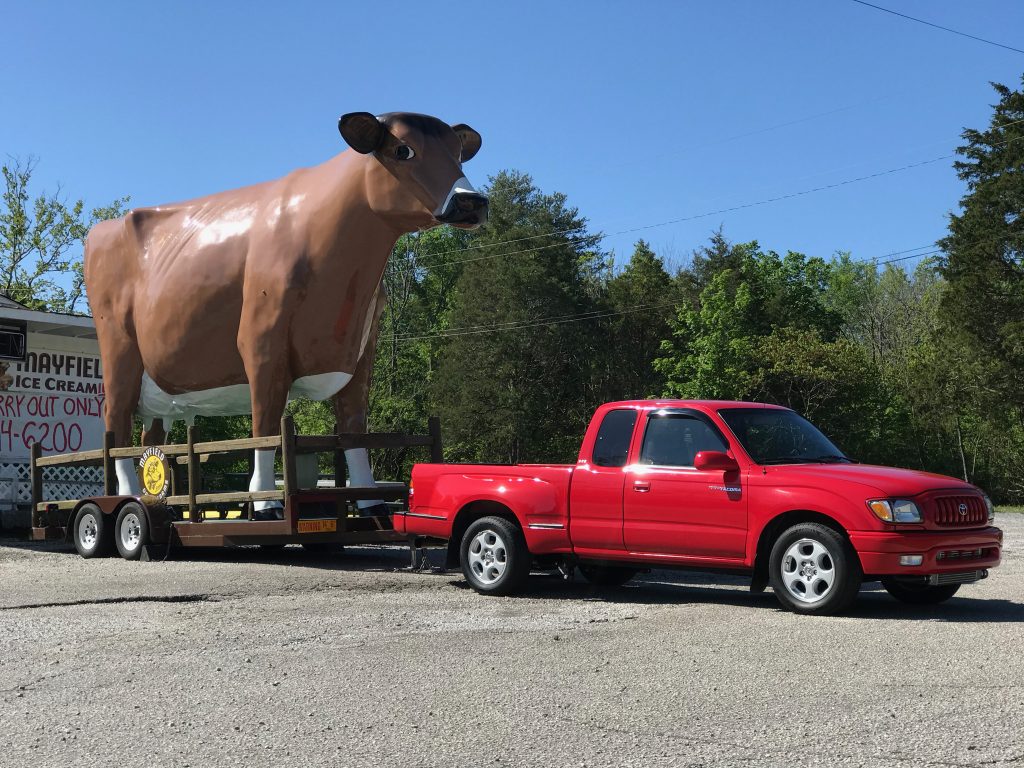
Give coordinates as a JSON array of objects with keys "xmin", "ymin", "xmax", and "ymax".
[{"xmin": 717, "ymin": 408, "xmax": 851, "ymax": 465}]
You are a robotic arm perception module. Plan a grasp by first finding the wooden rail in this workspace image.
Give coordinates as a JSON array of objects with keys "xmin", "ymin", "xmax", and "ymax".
[{"xmin": 30, "ymin": 415, "xmax": 443, "ymax": 518}]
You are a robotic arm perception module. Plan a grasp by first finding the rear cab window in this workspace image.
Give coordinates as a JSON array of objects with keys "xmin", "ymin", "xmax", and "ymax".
[{"xmin": 592, "ymin": 409, "xmax": 638, "ymax": 467}]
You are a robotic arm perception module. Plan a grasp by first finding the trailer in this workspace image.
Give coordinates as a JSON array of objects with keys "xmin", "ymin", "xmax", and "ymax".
[{"xmin": 29, "ymin": 415, "xmax": 442, "ymax": 560}]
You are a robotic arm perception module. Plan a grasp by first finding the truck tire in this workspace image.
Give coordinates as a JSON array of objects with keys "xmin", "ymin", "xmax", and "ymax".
[
  {"xmin": 460, "ymin": 516, "xmax": 530, "ymax": 596},
  {"xmin": 768, "ymin": 522, "xmax": 861, "ymax": 615},
  {"xmin": 114, "ymin": 501, "xmax": 150, "ymax": 560},
  {"xmin": 881, "ymin": 579, "xmax": 960, "ymax": 605},
  {"xmin": 73, "ymin": 503, "xmax": 112, "ymax": 559},
  {"xmin": 579, "ymin": 564, "xmax": 637, "ymax": 587}
]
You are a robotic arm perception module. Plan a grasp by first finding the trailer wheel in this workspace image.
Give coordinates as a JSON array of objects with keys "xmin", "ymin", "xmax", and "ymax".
[
  {"xmin": 460, "ymin": 516, "xmax": 530, "ymax": 596},
  {"xmin": 73, "ymin": 503, "xmax": 112, "ymax": 558},
  {"xmin": 114, "ymin": 502, "xmax": 149, "ymax": 560}
]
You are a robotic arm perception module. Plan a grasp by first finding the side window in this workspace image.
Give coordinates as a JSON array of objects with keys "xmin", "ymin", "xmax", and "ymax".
[
  {"xmin": 639, "ymin": 414, "xmax": 728, "ymax": 467},
  {"xmin": 592, "ymin": 409, "xmax": 638, "ymax": 467}
]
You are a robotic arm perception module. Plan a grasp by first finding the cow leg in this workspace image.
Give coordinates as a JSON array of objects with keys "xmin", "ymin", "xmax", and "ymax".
[
  {"xmin": 98, "ymin": 332, "xmax": 144, "ymax": 496},
  {"xmin": 334, "ymin": 302, "xmax": 387, "ymax": 517},
  {"xmin": 241, "ymin": 337, "xmax": 291, "ymax": 520}
]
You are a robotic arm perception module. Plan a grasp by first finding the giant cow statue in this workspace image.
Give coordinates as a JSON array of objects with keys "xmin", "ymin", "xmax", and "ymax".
[{"xmin": 84, "ymin": 112, "xmax": 487, "ymax": 518}]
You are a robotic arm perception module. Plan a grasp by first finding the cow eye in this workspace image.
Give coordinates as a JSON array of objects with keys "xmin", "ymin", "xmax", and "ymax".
[{"xmin": 395, "ymin": 145, "xmax": 415, "ymax": 161}]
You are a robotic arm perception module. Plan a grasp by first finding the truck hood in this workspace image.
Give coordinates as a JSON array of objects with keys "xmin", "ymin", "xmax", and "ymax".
[{"xmin": 763, "ymin": 463, "xmax": 979, "ymax": 497}]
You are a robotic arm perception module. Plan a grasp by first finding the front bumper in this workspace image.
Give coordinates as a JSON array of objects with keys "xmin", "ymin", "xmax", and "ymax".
[{"xmin": 849, "ymin": 526, "xmax": 1002, "ymax": 577}]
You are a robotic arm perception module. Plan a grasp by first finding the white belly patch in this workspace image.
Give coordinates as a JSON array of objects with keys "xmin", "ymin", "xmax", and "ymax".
[{"xmin": 137, "ymin": 371, "xmax": 353, "ymax": 426}]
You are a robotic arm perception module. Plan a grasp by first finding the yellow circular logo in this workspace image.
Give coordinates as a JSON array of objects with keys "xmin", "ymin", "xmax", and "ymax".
[{"xmin": 138, "ymin": 447, "xmax": 170, "ymax": 500}]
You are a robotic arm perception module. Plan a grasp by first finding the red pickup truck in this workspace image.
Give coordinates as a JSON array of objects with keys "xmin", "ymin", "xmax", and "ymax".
[{"xmin": 394, "ymin": 401, "xmax": 1003, "ymax": 614}]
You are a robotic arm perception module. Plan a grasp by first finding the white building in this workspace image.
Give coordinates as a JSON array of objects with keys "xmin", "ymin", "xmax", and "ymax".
[{"xmin": 0, "ymin": 296, "xmax": 105, "ymax": 529}]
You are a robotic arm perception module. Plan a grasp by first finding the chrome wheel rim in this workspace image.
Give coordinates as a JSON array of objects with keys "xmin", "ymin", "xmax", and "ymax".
[
  {"xmin": 78, "ymin": 513, "xmax": 99, "ymax": 551},
  {"xmin": 468, "ymin": 529, "xmax": 508, "ymax": 585},
  {"xmin": 781, "ymin": 538, "xmax": 836, "ymax": 604},
  {"xmin": 119, "ymin": 512, "xmax": 141, "ymax": 552}
]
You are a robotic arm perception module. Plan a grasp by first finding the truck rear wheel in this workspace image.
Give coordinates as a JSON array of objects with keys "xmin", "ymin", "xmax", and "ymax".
[
  {"xmin": 114, "ymin": 502, "xmax": 149, "ymax": 560},
  {"xmin": 579, "ymin": 564, "xmax": 637, "ymax": 587},
  {"xmin": 460, "ymin": 516, "xmax": 530, "ymax": 596},
  {"xmin": 768, "ymin": 522, "xmax": 861, "ymax": 615},
  {"xmin": 881, "ymin": 579, "xmax": 960, "ymax": 605},
  {"xmin": 73, "ymin": 503, "xmax": 112, "ymax": 559}
]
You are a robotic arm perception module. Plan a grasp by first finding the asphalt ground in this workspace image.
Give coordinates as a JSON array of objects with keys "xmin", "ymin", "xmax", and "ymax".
[{"xmin": 0, "ymin": 515, "xmax": 1021, "ymax": 768}]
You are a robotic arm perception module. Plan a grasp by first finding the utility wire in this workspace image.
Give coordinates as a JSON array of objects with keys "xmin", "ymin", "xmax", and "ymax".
[
  {"xmin": 387, "ymin": 232, "xmax": 1024, "ymax": 345},
  {"xmin": 390, "ymin": 118, "xmax": 1024, "ymax": 273},
  {"xmin": 847, "ymin": 0, "xmax": 1024, "ymax": 55}
]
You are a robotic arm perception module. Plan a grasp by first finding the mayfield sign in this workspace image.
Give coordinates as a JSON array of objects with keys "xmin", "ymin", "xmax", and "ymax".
[{"xmin": 0, "ymin": 348, "xmax": 105, "ymax": 460}]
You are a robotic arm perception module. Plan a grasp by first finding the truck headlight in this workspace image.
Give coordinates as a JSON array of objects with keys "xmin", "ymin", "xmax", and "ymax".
[
  {"xmin": 867, "ymin": 499, "xmax": 922, "ymax": 523},
  {"xmin": 984, "ymin": 496, "xmax": 995, "ymax": 523}
]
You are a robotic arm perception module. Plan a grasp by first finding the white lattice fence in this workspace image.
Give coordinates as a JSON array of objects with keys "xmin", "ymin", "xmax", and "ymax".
[{"xmin": 0, "ymin": 461, "xmax": 104, "ymax": 506}]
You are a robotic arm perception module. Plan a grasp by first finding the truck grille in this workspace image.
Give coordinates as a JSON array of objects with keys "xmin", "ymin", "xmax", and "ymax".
[{"xmin": 932, "ymin": 496, "xmax": 987, "ymax": 527}]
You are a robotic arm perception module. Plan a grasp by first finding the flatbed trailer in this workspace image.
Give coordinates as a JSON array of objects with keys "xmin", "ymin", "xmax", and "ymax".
[{"xmin": 29, "ymin": 415, "xmax": 442, "ymax": 559}]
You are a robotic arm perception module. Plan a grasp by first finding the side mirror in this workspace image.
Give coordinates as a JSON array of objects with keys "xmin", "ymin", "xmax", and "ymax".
[{"xmin": 694, "ymin": 451, "xmax": 739, "ymax": 472}]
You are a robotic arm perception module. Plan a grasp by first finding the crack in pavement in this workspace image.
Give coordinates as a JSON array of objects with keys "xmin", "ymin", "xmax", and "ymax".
[{"xmin": 0, "ymin": 593, "xmax": 218, "ymax": 611}]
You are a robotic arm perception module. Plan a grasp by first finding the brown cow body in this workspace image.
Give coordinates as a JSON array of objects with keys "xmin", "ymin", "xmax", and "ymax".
[{"xmin": 84, "ymin": 112, "xmax": 487, "ymax": 507}]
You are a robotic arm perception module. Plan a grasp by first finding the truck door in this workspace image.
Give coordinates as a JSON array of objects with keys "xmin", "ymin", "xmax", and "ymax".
[
  {"xmin": 567, "ymin": 408, "xmax": 637, "ymax": 554},
  {"xmin": 623, "ymin": 409, "xmax": 747, "ymax": 560}
]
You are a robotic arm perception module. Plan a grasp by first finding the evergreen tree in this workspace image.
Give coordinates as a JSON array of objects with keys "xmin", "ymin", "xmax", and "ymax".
[
  {"xmin": 432, "ymin": 170, "xmax": 603, "ymax": 463},
  {"xmin": 939, "ymin": 77, "xmax": 1024, "ymax": 405}
]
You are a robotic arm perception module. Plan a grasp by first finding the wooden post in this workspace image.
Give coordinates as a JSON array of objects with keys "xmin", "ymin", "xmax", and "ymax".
[
  {"xmin": 187, "ymin": 425, "xmax": 200, "ymax": 522},
  {"xmin": 332, "ymin": 421, "xmax": 345, "ymax": 489},
  {"xmin": 29, "ymin": 442, "xmax": 42, "ymax": 526},
  {"xmin": 428, "ymin": 416, "xmax": 443, "ymax": 463},
  {"xmin": 281, "ymin": 415, "xmax": 297, "ymax": 500},
  {"xmin": 102, "ymin": 430, "xmax": 115, "ymax": 496}
]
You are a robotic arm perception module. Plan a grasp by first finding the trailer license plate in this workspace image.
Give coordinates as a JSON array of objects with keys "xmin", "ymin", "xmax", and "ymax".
[{"xmin": 297, "ymin": 519, "xmax": 337, "ymax": 534}]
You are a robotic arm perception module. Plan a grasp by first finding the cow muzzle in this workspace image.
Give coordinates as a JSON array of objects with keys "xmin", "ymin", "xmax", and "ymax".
[{"xmin": 436, "ymin": 176, "xmax": 489, "ymax": 228}]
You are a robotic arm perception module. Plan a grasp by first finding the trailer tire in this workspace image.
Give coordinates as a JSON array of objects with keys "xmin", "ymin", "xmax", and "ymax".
[
  {"xmin": 114, "ymin": 502, "xmax": 149, "ymax": 560},
  {"xmin": 460, "ymin": 516, "xmax": 530, "ymax": 596},
  {"xmin": 73, "ymin": 503, "xmax": 112, "ymax": 559}
]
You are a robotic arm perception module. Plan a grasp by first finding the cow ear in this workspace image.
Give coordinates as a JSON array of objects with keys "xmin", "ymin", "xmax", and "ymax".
[
  {"xmin": 338, "ymin": 112, "xmax": 386, "ymax": 154},
  {"xmin": 451, "ymin": 124, "xmax": 482, "ymax": 162}
]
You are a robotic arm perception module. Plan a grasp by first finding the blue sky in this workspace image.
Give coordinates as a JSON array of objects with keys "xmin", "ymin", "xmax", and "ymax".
[{"xmin": 2, "ymin": 1, "xmax": 1023, "ymax": 271}]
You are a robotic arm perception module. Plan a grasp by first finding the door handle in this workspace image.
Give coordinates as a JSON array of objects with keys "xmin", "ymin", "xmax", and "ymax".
[{"xmin": 632, "ymin": 480, "xmax": 651, "ymax": 492}]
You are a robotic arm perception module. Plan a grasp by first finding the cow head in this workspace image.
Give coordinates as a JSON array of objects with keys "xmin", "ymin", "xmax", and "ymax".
[{"xmin": 338, "ymin": 112, "xmax": 488, "ymax": 230}]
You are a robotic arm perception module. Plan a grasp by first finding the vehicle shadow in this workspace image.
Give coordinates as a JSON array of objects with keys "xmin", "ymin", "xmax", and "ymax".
[
  {"xmin": 476, "ymin": 569, "xmax": 1024, "ymax": 623},
  {"xmin": 8, "ymin": 539, "xmax": 1020, "ymax": 623}
]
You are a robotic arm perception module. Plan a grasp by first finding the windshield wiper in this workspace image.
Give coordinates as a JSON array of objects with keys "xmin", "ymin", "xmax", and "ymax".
[
  {"xmin": 806, "ymin": 454, "xmax": 855, "ymax": 464},
  {"xmin": 758, "ymin": 455, "xmax": 854, "ymax": 465}
]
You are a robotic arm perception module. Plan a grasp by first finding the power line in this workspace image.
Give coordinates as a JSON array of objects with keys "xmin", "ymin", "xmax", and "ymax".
[
  {"xmin": 388, "ymin": 153, "xmax": 954, "ymax": 277},
  {"xmin": 387, "ymin": 232, "xmax": 1024, "ymax": 345},
  {"xmin": 389, "ymin": 118, "xmax": 1024, "ymax": 274},
  {"xmin": 847, "ymin": 0, "xmax": 1024, "ymax": 55}
]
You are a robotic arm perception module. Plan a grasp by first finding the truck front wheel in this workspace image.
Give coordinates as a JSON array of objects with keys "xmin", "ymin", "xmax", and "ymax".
[
  {"xmin": 768, "ymin": 523, "xmax": 861, "ymax": 615},
  {"xmin": 460, "ymin": 516, "xmax": 530, "ymax": 596},
  {"xmin": 881, "ymin": 579, "xmax": 960, "ymax": 605}
]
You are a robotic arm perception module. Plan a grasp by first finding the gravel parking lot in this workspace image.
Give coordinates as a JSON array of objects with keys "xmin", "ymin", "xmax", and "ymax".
[{"xmin": 0, "ymin": 515, "xmax": 1020, "ymax": 768}]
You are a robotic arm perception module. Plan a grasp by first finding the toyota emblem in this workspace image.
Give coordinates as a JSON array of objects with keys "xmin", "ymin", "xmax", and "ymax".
[{"xmin": 958, "ymin": 503, "xmax": 969, "ymax": 516}]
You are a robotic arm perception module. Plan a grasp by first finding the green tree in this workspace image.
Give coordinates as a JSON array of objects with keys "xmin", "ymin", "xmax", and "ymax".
[
  {"xmin": 432, "ymin": 170, "xmax": 604, "ymax": 463},
  {"xmin": 0, "ymin": 157, "xmax": 128, "ymax": 313},
  {"xmin": 939, "ymin": 77, "xmax": 1024, "ymax": 405},
  {"xmin": 655, "ymin": 239, "xmax": 840, "ymax": 398},
  {"xmin": 603, "ymin": 239, "xmax": 674, "ymax": 399}
]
